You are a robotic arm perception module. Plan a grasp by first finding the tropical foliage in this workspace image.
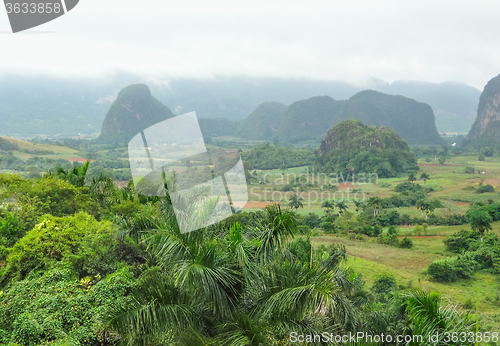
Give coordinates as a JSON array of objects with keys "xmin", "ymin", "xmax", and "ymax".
[{"xmin": 315, "ymin": 120, "xmax": 419, "ymax": 178}]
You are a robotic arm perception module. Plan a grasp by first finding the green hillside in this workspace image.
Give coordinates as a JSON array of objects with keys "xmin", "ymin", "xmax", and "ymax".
[
  {"xmin": 273, "ymin": 91, "xmax": 443, "ymax": 145},
  {"xmin": 236, "ymin": 102, "xmax": 287, "ymax": 140},
  {"xmin": 315, "ymin": 119, "xmax": 418, "ymax": 178},
  {"xmin": 198, "ymin": 117, "xmax": 238, "ymax": 138},
  {"xmin": 343, "ymin": 90, "xmax": 444, "ymax": 145},
  {"xmin": 97, "ymin": 84, "xmax": 175, "ymax": 144},
  {"xmin": 0, "ymin": 136, "xmax": 78, "ymax": 155},
  {"xmin": 466, "ymin": 74, "xmax": 500, "ymax": 146},
  {"xmin": 274, "ymin": 96, "xmax": 344, "ymax": 143}
]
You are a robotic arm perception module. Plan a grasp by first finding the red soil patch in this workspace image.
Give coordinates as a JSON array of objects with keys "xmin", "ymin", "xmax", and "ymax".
[
  {"xmin": 455, "ymin": 202, "xmax": 469, "ymax": 206},
  {"xmin": 397, "ymin": 236, "xmax": 445, "ymax": 239},
  {"xmin": 338, "ymin": 183, "xmax": 357, "ymax": 189},
  {"xmin": 243, "ymin": 201, "xmax": 281, "ymax": 209},
  {"xmin": 65, "ymin": 157, "xmax": 96, "ymax": 163},
  {"xmin": 485, "ymin": 178, "xmax": 500, "ymax": 185}
]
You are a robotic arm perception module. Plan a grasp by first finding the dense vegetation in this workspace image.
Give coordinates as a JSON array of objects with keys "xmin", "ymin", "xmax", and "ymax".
[
  {"xmin": 241, "ymin": 143, "xmax": 314, "ymax": 170},
  {"xmin": 315, "ymin": 120, "xmax": 419, "ymax": 178},
  {"xmin": 0, "ymin": 165, "xmax": 480, "ymax": 345}
]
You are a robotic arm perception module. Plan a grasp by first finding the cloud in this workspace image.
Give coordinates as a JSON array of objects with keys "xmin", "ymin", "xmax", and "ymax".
[{"xmin": 0, "ymin": 0, "xmax": 499, "ymax": 88}]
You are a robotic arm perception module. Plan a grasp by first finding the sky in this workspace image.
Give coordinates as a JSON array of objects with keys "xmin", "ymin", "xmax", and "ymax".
[{"xmin": 1, "ymin": 0, "xmax": 500, "ymax": 89}]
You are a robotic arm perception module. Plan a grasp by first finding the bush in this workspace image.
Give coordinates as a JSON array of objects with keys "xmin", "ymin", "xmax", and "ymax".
[
  {"xmin": 481, "ymin": 147, "xmax": 494, "ymax": 157},
  {"xmin": 478, "ymin": 154, "xmax": 485, "ymax": 161},
  {"xmin": 0, "ymin": 267, "xmax": 133, "ymax": 346},
  {"xmin": 371, "ymin": 273, "xmax": 397, "ymax": 294},
  {"xmin": 477, "ymin": 184, "xmax": 495, "ymax": 194},
  {"xmin": 399, "ymin": 237, "xmax": 413, "ymax": 248},
  {"xmin": 454, "ymin": 253, "xmax": 480, "ymax": 279},
  {"xmin": 302, "ymin": 213, "xmax": 321, "ymax": 229},
  {"xmin": 427, "ymin": 258, "xmax": 457, "ymax": 282},
  {"xmin": 427, "ymin": 255, "xmax": 479, "ymax": 282},
  {"xmin": 444, "ymin": 230, "xmax": 480, "ymax": 253},
  {"xmin": 1, "ymin": 212, "xmax": 121, "ymax": 282},
  {"xmin": 321, "ymin": 221, "xmax": 335, "ymax": 234}
]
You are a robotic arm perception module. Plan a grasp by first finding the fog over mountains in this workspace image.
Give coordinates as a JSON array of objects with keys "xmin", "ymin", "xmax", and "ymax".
[{"xmin": 0, "ymin": 73, "xmax": 481, "ymax": 138}]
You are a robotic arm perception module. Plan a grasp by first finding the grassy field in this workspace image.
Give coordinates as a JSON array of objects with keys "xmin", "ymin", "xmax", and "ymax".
[
  {"xmin": 311, "ymin": 235, "xmax": 500, "ymax": 327},
  {"xmin": 1, "ymin": 136, "xmax": 80, "ymax": 159},
  {"xmin": 245, "ymin": 154, "xmax": 500, "ymax": 329}
]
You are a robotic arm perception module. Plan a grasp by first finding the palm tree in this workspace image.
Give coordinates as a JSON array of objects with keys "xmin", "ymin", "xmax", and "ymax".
[
  {"xmin": 288, "ymin": 194, "xmax": 304, "ymax": 210},
  {"xmin": 423, "ymin": 203, "xmax": 435, "ymax": 220},
  {"xmin": 368, "ymin": 197, "xmax": 382, "ymax": 217},
  {"xmin": 322, "ymin": 199, "xmax": 334, "ymax": 214},
  {"xmin": 420, "ymin": 172, "xmax": 430, "ymax": 188},
  {"xmin": 354, "ymin": 200, "xmax": 363, "ymax": 215},
  {"xmin": 336, "ymin": 201, "xmax": 348, "ymax": 214},
  {"xmin": 44, "ymin": 160, "xmax": 90, "ymax": 187},
  {"xmin": 416, "ymin": 199, "xmax": 426, "ymax": 218},
  {"xmin": 468, "ymin": 208, "xmax": 492, "ymax": 242},
  {"xmin": 408, "ymin": 172, "xmax": 417, "ymax": 185},
  {"xmin": 403, "ymin": 290, "xmax": 475, "ymax": 345},
  {"xmin": 103, "ymin": 205, "xmax": 364, "ymax": 344},
  {"xmin": 87, "ymin": 173, "xmax": 117, "ymax": 207}
]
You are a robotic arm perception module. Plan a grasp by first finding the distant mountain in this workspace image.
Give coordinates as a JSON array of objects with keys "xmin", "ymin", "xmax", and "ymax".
[
  {"xmin": 236, "ymin": 102, "xmax": 287, "ymax": 140},
  {"xmin": 0, "ymin": 74, "xmax": 482, "ymax": 137},
  {"xmin": 315, "ymin": 119, "xmax": 418, "ymax": 178},
  {"xmin": 465, "ymin": 74, "xmax": 500, "ymax": 147},
  {"xmin": 274, "ymin": 96, "xmax": 344, "ymax": 143},
  {"xmin": 342, "ymin": 90, "xmax": 444, "ymax": 145},
  {"xmin": 0, "ymin": 74, "xmax": 115, "ymax": 138},
  {"xmin": 97, "ymin": 84, "xmax": 174, "ymax": 144},
  {"xmin": 273, "ymin": 91, "xmax": 443, "ymax": 145},
  {"xmin": 198, "ymin": 118, "xmax": 238, "ymax": 138},
  {"xmin": 374, "ymin": 80, "xmax": 481, "ymax": 133}
]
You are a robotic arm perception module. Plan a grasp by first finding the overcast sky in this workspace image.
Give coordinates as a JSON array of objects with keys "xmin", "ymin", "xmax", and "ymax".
[{"xmin": 1, "ymin": 0, "xmax": 499, "ymax": 89}]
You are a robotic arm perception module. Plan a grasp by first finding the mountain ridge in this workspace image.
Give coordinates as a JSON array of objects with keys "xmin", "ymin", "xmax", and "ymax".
[{"xmin": 466, "ymin": 74, "xmax": 500, "ymax": 142}]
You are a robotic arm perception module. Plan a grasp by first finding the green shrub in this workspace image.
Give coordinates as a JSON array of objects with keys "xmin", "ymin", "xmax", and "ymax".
[
  {"xmin": 477, "ymin": 184, "xmax": 495, "ymax": 194},
  {"xmin": 399, "ymin": 237, "xmax": 413, "ymax": 249},
  {"xmin": 427, "ymin": 258, "xmax": 456, "ymax": 282},
  {"xmin": 0, "ymin": 214, "xmax": 23, "ymax": 248},
  {"xmin": 321, "ymin": 221, "xmax": 335, "ymax": 234},
  {"xmin": 0, "ymin": 267, "xmax": 133, "ymax": 346},
  {"xmin": 371, "ymin": 273, "xmax": 397, "ymax": 294},
  {"xmin": 427, "ymin": 255, "xmax": 479, "ymax": 282},
  {"xmin": 454, "ymin": 253, "xmax": 479, "ymax": 279},
  {"xmin": 444, "ymin": 230, "xmax": 480, "ymax": 253},
  {"xmin": 1, "ymin": 212, "xmax": 119, "ymax": 282},
  {"xmin": 481, "ymin": 147, "xmax": 494, "ymax": 157}
]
